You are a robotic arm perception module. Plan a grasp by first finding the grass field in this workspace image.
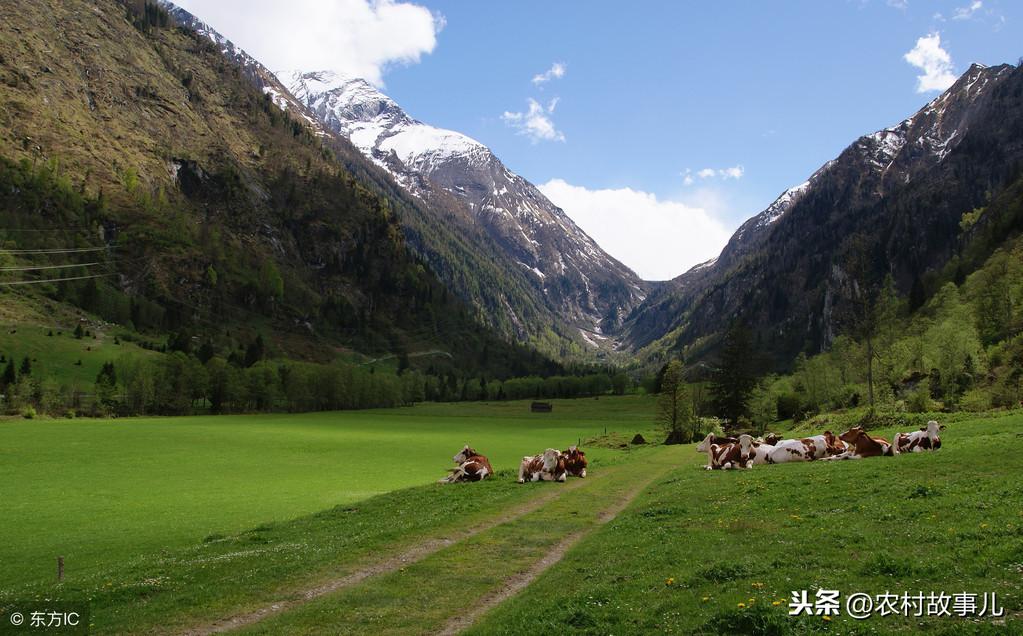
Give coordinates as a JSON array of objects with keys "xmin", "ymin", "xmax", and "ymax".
[
  {"xmin": 0, "ymin": 396, "xmax": 656, "ymax": 590},
  {"xmin": 0, "ymin": 323, "xmax": 157, "ymax": 387},
  {"xmin": 2, "ymin": 399, "xmax": 1020, "ymax": 635}
]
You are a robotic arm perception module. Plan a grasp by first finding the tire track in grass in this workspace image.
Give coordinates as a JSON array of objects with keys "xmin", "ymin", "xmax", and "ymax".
[
  {"xmin": 433, "ymin": 460, "xmax": 674, "ymax": 636},
  {"xmin": 180, "ymin": 475, "xmax": 594, "ymax": 635}
]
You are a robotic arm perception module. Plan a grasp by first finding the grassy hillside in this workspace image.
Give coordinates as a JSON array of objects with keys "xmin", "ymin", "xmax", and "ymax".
[{"xmin": 0, "ymin": 0, "xmax": 553, "ymax": 382}]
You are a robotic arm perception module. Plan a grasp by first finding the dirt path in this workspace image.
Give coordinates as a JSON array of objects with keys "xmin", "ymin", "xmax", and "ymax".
[
  {"xmin": 179, "ymin": 478, "xmax": 591, "ymax": 635},
  {"xmin": 432, "ymin": 467, "xmax": 670, "ymax": 636}
]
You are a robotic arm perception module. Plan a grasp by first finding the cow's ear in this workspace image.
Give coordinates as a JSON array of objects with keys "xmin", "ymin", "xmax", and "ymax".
[{"xmin": 939, "ymin": 425, "xmax": 946, "ymax": 430}]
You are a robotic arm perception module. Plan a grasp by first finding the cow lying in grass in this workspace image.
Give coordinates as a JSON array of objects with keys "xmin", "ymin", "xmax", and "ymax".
[
  {"xmin": 439, "ymin": 445, "xmax": 494, "ymax": 483},
  {"xmin": 697, "ymin": 433, "xmax": 755, "ymax": 470},
  {"xmin": 518, "ymin": 448, "xmax": 567, "ymax": 483},
  {"xmin": 561, "ymin": 446, "xmax": 588, "ymax": 478},
  {"xmin": 893, "ymin": 420, "xmax": 943, "ymax": 453},
  {"xmin": 704, "ymin": 422, "xmax": 941, "ymax": 468},
  {"xmin": 822, "ymin": 427, "xmax": 896, "ymax": 460},
  {"xmin": 749, "ymin": 431, "xmax": 847, "ymax": 463}
]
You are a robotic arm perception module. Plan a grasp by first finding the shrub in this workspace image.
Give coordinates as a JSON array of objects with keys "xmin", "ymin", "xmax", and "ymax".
[
  {"xmin": 775, "ymin": 393, "xmax": 801, "ymax": 420},
  {"xmin": 960, "ymin": 388, "xmax": 992, "ymax": 412},
  {"xmin": 22, "ymin": 405, "xmax": 36, "ymax": 419},
  {"xmin": 906, "ymin": 387, "xmax": 932, "ymax": 413}
]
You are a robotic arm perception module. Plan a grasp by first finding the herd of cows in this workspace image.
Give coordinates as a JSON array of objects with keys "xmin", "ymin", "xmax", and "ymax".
[
  {"xmin": 697, "ymin": 420, "xmax": 945, "ymax": 469},
  {"xmin": 438, "ymin": 445, "xmax": 589, "ymax": 483},
  {"xmin": 435, "ymin": 420, "xmax": 943, "ymax": 483}
]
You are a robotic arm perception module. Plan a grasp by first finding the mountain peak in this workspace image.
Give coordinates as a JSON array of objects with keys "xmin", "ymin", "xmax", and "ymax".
[{"xmin": 285, "ymin": 68, "xmax": 647, "ymax": 337}]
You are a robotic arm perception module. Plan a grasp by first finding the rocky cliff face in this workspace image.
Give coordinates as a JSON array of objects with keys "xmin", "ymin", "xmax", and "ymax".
[
  {"xmin": 283, "ymin": 70, "xmax": 649, "ymax": 341},
  {"xmin": 625, "ymin": 63, "xmax": 1023, "ymax": 367}
]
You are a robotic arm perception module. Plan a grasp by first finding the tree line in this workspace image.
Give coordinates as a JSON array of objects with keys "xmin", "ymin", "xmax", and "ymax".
[{"xmin": 0, "ymin": 345, "xmax": 632, "ymax": 418}]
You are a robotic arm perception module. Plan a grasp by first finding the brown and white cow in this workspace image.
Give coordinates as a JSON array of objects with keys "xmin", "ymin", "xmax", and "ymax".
[
  {"xmin": 823, "ymin": 427, "xmax": 895, "ymax": 460},
  {"xmin": 695, "ymin": 433, "xmax": 737, "ymax": 455},
  {"xmin": 756, "ymin": 431, "xmax": 845, "ymax": 462},
  {"xmin": 699, "ymin": 434, "xmax": 756, "ymax": 470},
  {"xmin": 893, "ymin": 420, "xmax": 944, "ymax": 453},
  {"xmin": 760, "ymin": 439, "xmax": 813, "ymax": 463},
  {"xmin": 561, "ymin": 446, "xmax": 588, "ymax": 478},
  {"xmin": 439, "ymin": 445, "xmax": 494, "ymax": 483},
  {"xmin": 518, "ymin": 448, "xmax": 567, "ymax": 483}
]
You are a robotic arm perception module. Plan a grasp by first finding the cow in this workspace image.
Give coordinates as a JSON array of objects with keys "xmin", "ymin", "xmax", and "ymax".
[
  {"xmin": 518, "ymin": 448, "xmax": 567, "ymax": 483},
  {"xmin": 761, "ymin": 438, "xmax": 815, "ymax": 463},
  {"xmin": 439, "ymin": 445, "xmax": 494, "ymax": 483},
  {"xmin": 700, "ymin": 434, "xmax": 756, "ymax": 470},
  {"xmin": 753, "ymin": 431, "xmax": 847, "ymax": 463},
  {"xmin": 822, "ymin": 427, "xmax": 895, "ymax": 460},
  {"xmin": 561, "ymin": 446, "xmax": 588, "ymax": 478},
  {"xmin": 893, "ymin": 420, "xmax": 944, "ymax": 453},
  {"xmin": 695, "ymin": 433, "xmax": 738, "ymax": 454}
]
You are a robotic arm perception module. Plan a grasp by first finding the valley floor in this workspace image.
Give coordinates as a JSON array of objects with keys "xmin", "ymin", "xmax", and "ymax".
[{"xmin": 0, "ymin": 400, "xmax": 1020, "ymax": 635}]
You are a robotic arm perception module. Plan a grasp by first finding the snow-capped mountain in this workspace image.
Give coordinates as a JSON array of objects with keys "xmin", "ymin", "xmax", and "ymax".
[
  {"xmin": 282, "ymin": 70, "xmax": 648, "ymax": 339},
  {"xmin": 161, "ymin": 4, "xmax": 647, "ymax": 346},
  {"xmin": 625, "ymin": 62, "xmax": 1023, "ymax": 364}
]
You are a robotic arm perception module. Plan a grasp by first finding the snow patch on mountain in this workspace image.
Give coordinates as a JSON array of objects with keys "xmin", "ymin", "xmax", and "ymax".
[{"xmin": 281, "ymin": 68, "xmax": 647, "ymax": 335}]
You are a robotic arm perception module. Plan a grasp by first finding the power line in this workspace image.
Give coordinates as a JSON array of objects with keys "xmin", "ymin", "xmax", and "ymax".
[
  {"xmin": 0, "ymin": 227, "xmax": 101, "ymax": 233},
  {"xmin": 0, "ymin": 246, "xmax": 110, "ymax": 255},
  {"xmin": 0, "ymin": 273, "xmax": 116, "ymax": 286},
  {"xmin": 0, "ymin": 261, "xmax": 106, "ymax": 272}
]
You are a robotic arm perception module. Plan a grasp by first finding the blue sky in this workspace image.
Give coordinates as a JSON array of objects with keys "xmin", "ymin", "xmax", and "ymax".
[{"xmin": 175, "ymin": 0, "xmax": 1021, "ymax": 279}]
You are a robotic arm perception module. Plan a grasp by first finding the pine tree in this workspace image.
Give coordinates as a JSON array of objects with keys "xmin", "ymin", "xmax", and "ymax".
[
  {"xmin": 710, "ymin": 322, "xmax": 756, "ymax": 428},
  {"xmin": 2, "ymin": 359, "xmax": 15, "ymax": 388},
  {"xmin": 19, "ymin": 357, "xmax": 31, "ymax": 376},
  {"xmin": 657, "ymin": 360, "xmax": 691, "ymax": 444},
  {"xmin": 244, "ymin": 334, "xmax": 265, "ymax": 367}
]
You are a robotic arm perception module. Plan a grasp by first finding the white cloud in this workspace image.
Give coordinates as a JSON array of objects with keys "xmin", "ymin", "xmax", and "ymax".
[
  {"xmin": 688, "ymin": 165, "xmax": 745, "ymax": 183},
  {"xmin": 171, "ymin": 0, "xmax": 443, "ymax": 87},
  {"xmin": 681, "ymin": 169, "xmax": 694, "ymax": 186},
  {"xmin": 532, "ymin": 62, "xmax": 566, "ymax": 85},
  {"xmin": 887, "ymin": 0, "xmax": 909, "ymax": 10},
  {"xmin": 903, "ymin": 32, "xmax": 957, "ymax": 93},
  {"xmin": 539, "ymin": 179, "xmax": 732, "ymax": 280},
  {"xmin": 720, "ymin": 165, "xmax": 744, "ymax": 179},
  {"xmin": 952, "ymin": 1, "xmax": 983, "ymax": 20},
  {"xmin": 502, "ymin": 98, "xmax": 565, "ymax": 143}
]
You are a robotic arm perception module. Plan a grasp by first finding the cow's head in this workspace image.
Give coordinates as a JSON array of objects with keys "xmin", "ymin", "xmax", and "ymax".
[
  {"xmin": 839, "ymin": 427, "xmax": 865, "ymax": 445},
  {"xmin": 696, "ymin": 433, "xmax": 716, "ymax": 453},
  {"xmin": 763, "ymin": 433, "xmax": 782, "ymax": 446},
  {"xmin": 562, "ymin": 446, "xmax": 588, "ymax": 471},
  {"xmin": 562, "ymin": 446, "xmax": 586, "ymax": 460},
  {"xmin": 738, "ymin": 434, "xmax": 754, "ymax": 461},
  {"xmin": 924, "ymin": 420, "xmax": 943, "ymax": 438},
  {"xmin": 542, "ymin": 448, "xmax": 560, "ymax": 471},
  {"xmin": 453, "ymin": 445, "xmax": 477, "ymax": 464}
]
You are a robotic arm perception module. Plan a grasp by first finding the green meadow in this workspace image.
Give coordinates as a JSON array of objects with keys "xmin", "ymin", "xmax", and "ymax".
[
  {"xmin": 0, "ymin": 397, "xmax": 655, "ymax": 590},
  {"xmin": 1, "ymin": 397, "xmax": 1020, "ymax": 635}
]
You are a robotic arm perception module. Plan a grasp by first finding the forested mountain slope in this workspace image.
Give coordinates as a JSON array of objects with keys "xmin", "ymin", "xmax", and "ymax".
[
  {"xmin": 626, "ymin": 62, "xmax": 1023, "ymax": 371},
  {"xmin": 281, "ymin": 70, "xmax": 649, "ymax": 341},
  {"xmin": 0, "ymin": 0, "xmax": 556, "ymax": 378}
]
